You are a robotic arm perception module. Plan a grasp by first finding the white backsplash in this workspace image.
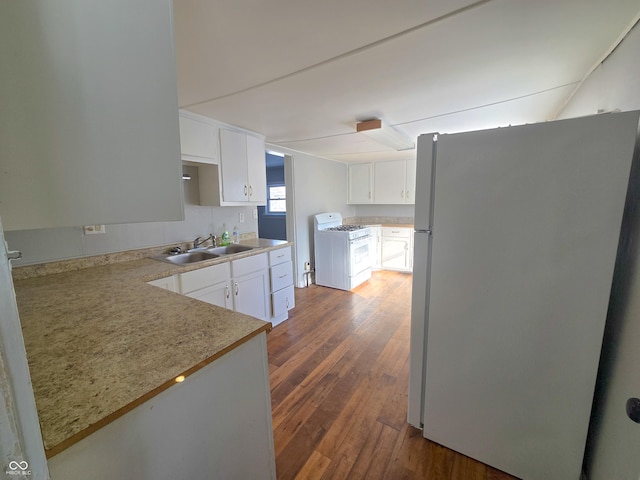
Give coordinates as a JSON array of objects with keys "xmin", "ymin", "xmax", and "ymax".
[{"xmin": 6, "ymin": 167, "xmax": 258, "ymax": 266}]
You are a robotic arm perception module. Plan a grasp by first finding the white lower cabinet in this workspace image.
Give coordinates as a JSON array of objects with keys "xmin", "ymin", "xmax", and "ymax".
[
  {"xmin": 149, "ymin": 250, "xmax": 291, "ymax": 323},
  {"xmin": 147, "ymin": 275, "xmax": 179, "ymax": 292},
  {"xmin": 268, "ymin": 247, "xmax": 295, "ymax": 326},
  {"xmin": 170, "ymin": 255, "xmax": 271, "ymax": 320},
  {"xmin": 47, "ymin": 332, "xmax": 276, "ymax": 480},
  {"xmin": 186, "ymin": 283, "xmax": 232, "ymax": 309},
  {"xmin": 381, "ymin": 227, "xmax": 413, "ymax": 272},
  {"xmin": 368, "ymin": 225, "xmax": 382, "ymax": 270},
  {"xmin": 179, "ymin": 263, "xmax": 232, "ymax": 309},
  {"xmin": 230, "ymin": 253, "xmax": 270, "ymax": 321}
]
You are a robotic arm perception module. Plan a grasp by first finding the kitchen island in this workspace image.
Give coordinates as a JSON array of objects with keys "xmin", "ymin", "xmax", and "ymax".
[{"xmin": 12, "ymin": 240, "xmax": 290, "ymax": 479}]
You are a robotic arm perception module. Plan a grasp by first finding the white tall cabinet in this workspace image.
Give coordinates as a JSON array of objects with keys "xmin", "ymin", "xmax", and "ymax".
[{"xmin": 0, "ymin": 0, "xmax": 183, "ymax": 231}]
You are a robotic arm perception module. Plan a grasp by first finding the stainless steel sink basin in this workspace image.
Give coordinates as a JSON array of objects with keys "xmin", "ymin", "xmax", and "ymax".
[
  {"xmin": 155, "ymin": 250, "xmax": 220, "ymax": 265},
  {"xmin": 207, "ymin": 245, "xmax": 255, "ymax": 255}
]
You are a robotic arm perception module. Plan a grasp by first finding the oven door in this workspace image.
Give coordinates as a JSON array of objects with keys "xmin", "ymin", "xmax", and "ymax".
[{"xmin": 349, "ymin": 236, "xmax": 371, "ymax": 276}]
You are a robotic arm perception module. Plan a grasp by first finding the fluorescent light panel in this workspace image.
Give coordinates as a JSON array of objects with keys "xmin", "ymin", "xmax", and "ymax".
[{"xmin": 356, "ymin": 119, "xmax": 415, "ymax": 151}]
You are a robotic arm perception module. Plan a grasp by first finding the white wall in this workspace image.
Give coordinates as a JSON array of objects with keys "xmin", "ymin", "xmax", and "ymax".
[
  {"xmin": 355, "ymin": 204, "xmax": 415, "ymax": 219},
  {"xmin": 266, "ymin": 144, "xmax": 355, "ymax": 288},
  {"xmin": 6, "ymin": 165, "xmax": 257, "ymax": 266},
  {"xmin": 557, "ymin": 21, "xmax": 640, "ymax": 480}
]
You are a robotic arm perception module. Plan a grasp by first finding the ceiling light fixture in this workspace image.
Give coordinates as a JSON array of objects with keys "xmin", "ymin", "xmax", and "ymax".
[{"xmin": 356, "ymin": 119, "xmax": 415, "ymax": 151}]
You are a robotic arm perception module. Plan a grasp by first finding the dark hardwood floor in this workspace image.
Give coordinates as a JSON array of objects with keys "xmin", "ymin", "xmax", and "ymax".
[{"xmin": 267, "ymin": 270, "xmax": 517, "ymax": 480}]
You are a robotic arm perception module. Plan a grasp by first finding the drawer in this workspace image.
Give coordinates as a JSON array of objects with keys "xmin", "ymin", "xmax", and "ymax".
[
  {"xmin": 272, "ymin": 285, "xmax": 295, "ymax": 317},
  {"xmin": 179, "ymin": 263, "xmax": 230, "ymax": 294},
  {"xmin": 269, "ymin": 246, "xmax": 291, "ymax": 266},
  {"xmin": 270, "ymin": 261, "xmax": 293, "ymax": 292},
  {"xmin": 382, "ymin": 226, "xmax": 411, "ymax": 238},
  {"xmin": 231, "ymin": 252, "xmax": 268, "ymax": 278}
]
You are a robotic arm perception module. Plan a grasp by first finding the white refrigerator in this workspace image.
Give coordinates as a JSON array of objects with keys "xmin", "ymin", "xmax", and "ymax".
[{"xmin": 407, "ymin": 111, "xmax": 640, "ymax": 479}]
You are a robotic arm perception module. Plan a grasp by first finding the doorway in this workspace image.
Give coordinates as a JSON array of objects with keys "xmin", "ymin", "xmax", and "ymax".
[{"xmin": 258, "ymin": 151, "xmax": 287, "ymax": 240}]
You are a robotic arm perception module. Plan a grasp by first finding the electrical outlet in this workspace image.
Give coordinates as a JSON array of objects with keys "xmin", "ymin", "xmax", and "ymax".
[
  {"xmin": 304, "ymin": 261, "xmax": 311, "ymax": 271},
  {"xmin": 83, "ymin": 225, "xmax": 106, "ymax": 235},
  {"xmin": 239, "ymin": 212, "xmax": 245, "ymax": 223}
]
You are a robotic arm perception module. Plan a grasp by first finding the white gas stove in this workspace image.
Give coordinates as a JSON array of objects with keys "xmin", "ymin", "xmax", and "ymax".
[{"xmin": 313, "ymin": 213, "xmax": 372, "ymax": 290}]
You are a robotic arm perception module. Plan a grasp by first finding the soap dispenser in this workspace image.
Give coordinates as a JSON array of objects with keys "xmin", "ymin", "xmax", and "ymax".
[
  {"xmin": 232, "ymin": 226, "xmax": 239, "ymax": 244},
  {"xmin": 221, "ymin": 224, "xmax": 230, "ymax": 246}
]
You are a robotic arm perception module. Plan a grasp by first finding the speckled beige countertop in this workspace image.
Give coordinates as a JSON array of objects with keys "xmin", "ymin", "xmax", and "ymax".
[{"xmin": 13, "ymin": 239, "xmax": 291, "ymax": 457}]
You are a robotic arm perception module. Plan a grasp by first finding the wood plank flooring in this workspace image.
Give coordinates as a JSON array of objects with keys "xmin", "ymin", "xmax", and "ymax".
[{"xmin": 267, "ymin": 270, "xmax": 517, "ymax": 480}]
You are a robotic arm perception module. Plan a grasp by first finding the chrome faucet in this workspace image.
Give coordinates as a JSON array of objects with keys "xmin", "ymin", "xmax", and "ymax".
[{"xmin": 193, "ymin": 234, "xmax": 216, "ymax": 249}]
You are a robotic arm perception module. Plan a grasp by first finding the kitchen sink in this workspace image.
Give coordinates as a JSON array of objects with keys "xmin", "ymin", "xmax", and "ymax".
[
  {"xmin": 207, "ymin": 245, "xmax": 255, "ymax": 255},
  {"xmin": 155, "ymin": 250, "xmax": 220, "ymax": 265}
]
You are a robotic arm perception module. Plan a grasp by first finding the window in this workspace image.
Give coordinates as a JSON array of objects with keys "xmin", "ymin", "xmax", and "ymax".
[{"xmin": 268, "ymin": 185, "xmax": 286, "ymax": 213}]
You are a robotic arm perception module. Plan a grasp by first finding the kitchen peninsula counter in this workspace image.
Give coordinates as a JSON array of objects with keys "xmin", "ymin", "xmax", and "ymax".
[{"xmin": 12, "ymin": 240, "xmax": 290, "ymax": 458}]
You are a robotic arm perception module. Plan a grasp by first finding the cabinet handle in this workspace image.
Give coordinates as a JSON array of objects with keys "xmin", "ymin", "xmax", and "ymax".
[
  {"xmin": 225, "ymin": 285, "xmax": 230, "ymax": 299},
  {"xmin": 234, "ymin": 282, "xmax": 239, "ymax": 296},
  {"xmin": 279, "ymin": 274, "xmax": 288, "ymax": 279},
  {"xmin": 286, "ymin": 298, "xmax": 289, "ymax": 309},
  {"xmin": 406, "ymin": 189, "xmax": 410, "ymax": 200},
  {"xmin": 244, "ymin": 185, "xmax": 248, "ymax": 196},
  {"xmin": 249, "ymin": 185, "xmax": 253, "ymax": 197},
  {"xmin": 401, "ymin": 190, "xmax": 404, "ymax": 198}
]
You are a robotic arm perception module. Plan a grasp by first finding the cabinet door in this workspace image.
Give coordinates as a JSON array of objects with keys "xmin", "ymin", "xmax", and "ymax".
[
  {"xmin": 179, "ymin": 263, "xmax": 230, "ymax": 294},
  {"xmin": 0, "ymin": 0, "xmax": 183, "ymax": 231},
  {"xmin": 246, "ymin": 134, "xmax": 267, "ymax": 204},
  {"xmin": 179, "ymin": 112, "xmax": 218, "ymax": 163},
  {"xmin": 348, "ymin": 164, "xmax": 373, "ymax": 203},
  {"xmin": 382, "ymin": 237, "xmax": 410, "ymax": 271},
  {"xmin": 233, "ymin": 270, "xmax": 270, "ymax": 321},
  {"xmin": 147, "ymin": 276, "xmax": 178, "ymax": 293},
  {"xmin": 374, "ymin": 160, "xmax": 407, "ymax": 204},
  {"xmin": 368, "ymin": 226, "xmax": 382, "ymax": 269},
  {"xmin": 185, "ymin": 282, "xmax": 232, "ymax": 309},
  {"xmin": 219, "ymin": 129, "xmax": 249, "ymax": 202},
  {"xmin": 272, "ymin": 285, "xmax": 295, "ymax": 317}
]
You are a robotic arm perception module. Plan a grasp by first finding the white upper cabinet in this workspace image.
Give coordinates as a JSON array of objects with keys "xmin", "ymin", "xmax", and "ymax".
[
  {"xmin": 179, "ymin": 111, "xmax": 218, "ymax": 164},
  {"xmin": 349, "ymin": 159, "xmax": 416, "ymax": 205},
  {"xmin": 246, "ymin": 134, "xmax": 267, "ymax": 203},
  {"xmin": 374, "ymin": 161, "xmax": 407, "ymax": 204},
  {"xmin": 216, "ymin": 129, "xmax": 267, "ymax": 205},
  {"xmin": 348, "ymin": 163, "xmax": 373, "ymax": 204},
  {"xmin": 0, "ymin": 0, "xmax": 184, "ymax": 231}
]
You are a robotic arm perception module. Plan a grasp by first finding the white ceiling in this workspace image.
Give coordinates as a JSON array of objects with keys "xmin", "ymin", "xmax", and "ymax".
[{"xmin": 173, "ymin": 0, "xmax": 640, "ymax": 163}]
